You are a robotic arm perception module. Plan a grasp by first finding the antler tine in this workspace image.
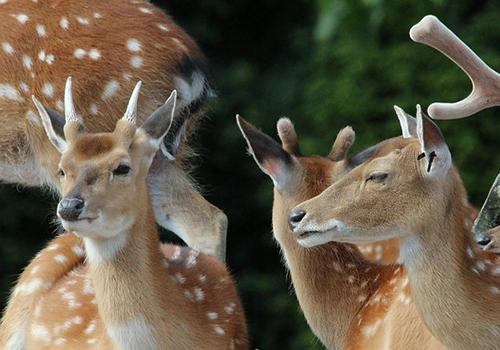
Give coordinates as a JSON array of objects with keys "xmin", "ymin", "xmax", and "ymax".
[
  {"xmin": 410, "ymin": 15, "xmax": 500, "ymax": 119},
  {"xmin": 64, "ymin": 77, "xmax": 81, "ymax": 124},
  {"xmin": 122, "ymin": 81, "xmax": 142, "ymax": 124}
]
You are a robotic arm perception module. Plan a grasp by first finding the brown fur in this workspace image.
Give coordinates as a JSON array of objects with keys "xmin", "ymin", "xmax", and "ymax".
[
  {"xmin": 294, "ymin": 136, "xmax": 500, "ymax": 349},
  {"xmin": 0, "ymin": 0, "xmax": 227, "ymax": 260}
]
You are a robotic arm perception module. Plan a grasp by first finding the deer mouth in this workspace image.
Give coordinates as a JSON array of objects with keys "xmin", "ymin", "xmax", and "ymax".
[{"xmin": 298, "ymin": 230, "xmax": 323, "ymax": 239}]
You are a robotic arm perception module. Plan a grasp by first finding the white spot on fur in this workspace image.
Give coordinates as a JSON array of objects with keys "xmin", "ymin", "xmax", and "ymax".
[
  {"xmin": 130, "ymin": 55, "xmax": 143, "ymax": 68},
  {"xmin": 89, "ymin": 103, "xmax": 98, "ymax": 115},
  {"xmin": 42, "ymin": 83, "xmax": 54, "ymax": 98},
  {"xmin": 74, "ymin": 48, "xmax": 86, "ymax": 59},
  {"xmin": 19, "ymin": 81, "xmax": 29, "ymax": 93},
  {"xmin": 36, "ymin": 24, "xmax": 46, "ymax": 37},
  {"xmin": 139, "ymin": 7, "xmax": 153, "ymax": 14},
  {"xmin": 54, "ymin": 338, "xmax": 66, "ymax": 346},
  {"xmin": 224, "ymin": 302, "xmax": 236, "ymax": 315},
  {"xmin": 54, "ymin": 254, "xmax": 67, "ymax": 264},
  {"xmin": 72, "ymin": 245, "xmax": 84, "ymax": 256},
  {"xmin": 0, "ymin": 84, "xmax": 24, "ymax": 101},
  {"xmin": 56, "ymin": 99, "xmax": 64, "ymax": 112},
  {"xmin": 171, "ymin": 38, "xmax": 187, "ymax": 52},
  {"xmin": 169, "ymin": 246, "xmax": 181, "ymax": 261},
  {"xmin": 489, "ymin": 286, "xmax": 500, "ymax": 295},
  {"xmin": 93, "ymin": 12, "xmax": 102, "ymax": 18},
  {"xmin": 466, "ymin": 246, "xmax": 474, "ymax": 258},
  {"xmin": 88, "ymin": 48, "xmax": 101, "ymax": 60},
  {"xmin": 193, "ymin": 287, "xmax": 204, "ymax": 301},
  {"xmin": 101, "ymin": 80, "xmax": 120, "ymax": 100},
  {"xmin": 357, "ymin": 294, "xmax": 367, "ymax": 302},
  {"xmin": 31, "ymin": 324, "xmax": 50, "ymax": 343},
  {"xmin": 27, "ymin": 110, "xmax": 40, "ymax": 125},
  {"xmin": 122, "ymin": 72, "xmax": 132, "ymax": 81},
  {"xmin": 76, "ymin": 16, "xmax": 89, "ymax": 25},
  {"xmin": 157, "ymin": 23, "xmax": 169, "ymax": 31},
  {"xmin": 13, "ymin": 14, "xmax": 29, "ymax": 24},
  {"xmin": 87, "ymin": 338, "xmax": 97, "ymax": 344},
  {"xmin": 361, "ymin": 319, "xmax": 381, "ymax": 337},
  {"xmin": 107, "ymin": 316, "xmax": 157, "ymax": 350},
  {"xmin": 85, "ymin": 319, "xmax": 96, "ymax": 334},
  {"xmin": 22, "ymin": 54, "xmax": 32, "ymax": 70},
  {"xmin": 213, "ymin": 326, "xmax": 225, "ymax": 335},
  {"xmin": 14, "ymin": 278, "xmax": 51, "ymax": 295},
  {"xmin": 60, "ymin": 17, "xmax": 69, "ymax": 29},
  {"xmin": 2, "ymin": 42, "xmax": 14, "ymax": 54},
  {"xmin": 186, "ymin": 250, "xmax": 199, "ymax": 268},
  {"xmin": 198, "ymin": 274, "xmax": 207, "ymax": 283},
  {"xmin": 491, "ymin": 266, "xmax": 500, "ymax": 276},
  {"xmin": 126, "ymin": 38, "xmax": 142, "ymax": 52},
  {"xmin": 207, "ymin": 312, "xmax": 218, "ymax": 320},
  {"xmin": 174, "ymin": 272, "xmax": 186, "ymax": 284}
]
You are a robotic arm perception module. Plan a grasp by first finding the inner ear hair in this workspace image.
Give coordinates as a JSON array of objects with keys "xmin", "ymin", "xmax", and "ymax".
[
  {"xmin": 277, "ymin": 118, "xmax": 300, "ymax": 156},
  {"xmin": 328, "ymin": 126, "xmax": 355, "ymax": 161}
]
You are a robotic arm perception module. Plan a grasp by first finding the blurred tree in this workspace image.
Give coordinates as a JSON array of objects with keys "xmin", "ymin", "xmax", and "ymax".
[{"xmin": 0, "ymin": 0, "xmax": 498, "ymax": 349}]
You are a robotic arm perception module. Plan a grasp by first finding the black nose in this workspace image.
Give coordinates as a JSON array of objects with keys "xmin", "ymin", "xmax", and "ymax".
[
  {"xmin": 288, "ymin": 209, "xmax": 306, "ymax": 230},
  {"xmin": 58, "ymin": 197, "xmax": 85, "ymax": 221}
]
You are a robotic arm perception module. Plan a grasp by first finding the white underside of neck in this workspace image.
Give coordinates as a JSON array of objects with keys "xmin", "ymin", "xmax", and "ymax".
[
  {"xmin": 399, "ymin": 235, "xmax": 423, "ymax": 266},
  {"xmin": 84, "ymin": 234, "xmax": 128, "ymax": 263},
  {"xmin": 107, "ymin": 316, "xmax": 158, "ymax": 350}
]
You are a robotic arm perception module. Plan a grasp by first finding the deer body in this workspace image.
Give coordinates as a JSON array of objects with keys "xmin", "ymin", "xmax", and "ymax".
[
  {"xmin": 0, "ymin": 0, "xmax": 227, "ymax": 259},
  {"xmin": 237, "ymin": 116, "xmax": 443, "ymax": 349},
  {"xmin": 290, "ymin": 107, "xmax": 499, "ymax": 349}
]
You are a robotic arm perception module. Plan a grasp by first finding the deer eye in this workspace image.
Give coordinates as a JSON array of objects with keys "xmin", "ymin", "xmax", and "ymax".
[
  {"xmin": 113, "ymin": 164, "xmax": 131, "ymax": 176},
  {"xmin": 57, "ymin": 168, "xmax": 65, "ymax": 177},
  {"xmin": 366, "ymin": 172, "xmax": 388, "ymax": 183}
]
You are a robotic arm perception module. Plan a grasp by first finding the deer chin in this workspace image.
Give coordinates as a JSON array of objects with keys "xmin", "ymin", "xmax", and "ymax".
[{"xmin": 295, "ymin": 218, "xmax": 353, "ymax": 248}]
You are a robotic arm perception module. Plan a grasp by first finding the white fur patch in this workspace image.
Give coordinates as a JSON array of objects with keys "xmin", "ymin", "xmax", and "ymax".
[
  {"xmin": 59, "ymin": 17, "xmax": 69, "ymax": 29},
  {"xmin": 2, "ymin": 41, "xmax": 14, "ymax": 54},
  {"xmin": 13, "ymin": 14, "xmax": 29, "ymax": 24},
  {"xmin": 30, "ymin": 324, "xmax": 50, "ymax": 343},
  {"xmin": 0, "ymin": 84, "xmax": 24, "ymax": 101},
  {"xmin": 22, "ymin": 54, "xmax": 32, "ymax": 70},
  {"xmin": 14, "ymin": 278, "xmax": 51, "ymax": 295},
  {"xmin": 101, "ymin": 80, "xmax": 120, "ymax": 100},
  {"xmin": 36, "ymin": 24, "xmax": 46, "ymax": 37},
  {"xmin": 107, "ymin": 316, "xmax": 158, "ymax": 350},
  {"xmin": 88, "ymin": 48, "xmax": 101, "ymax": 60},
  {"xmin": 73, "ymin": 48, "xmax": 86, "ymax": 59},
  {"xmin": 126, "ymin": 38, "xmax": 142, "ymax": 52},
  {"xmin": 83, "ymin": 235, "xmax": 128, "ymax": 263},
  {"xmin": 42, "ymin": 83, "xmax": 54, "ymax": 98},
  {"xmin": 130, "ymin": 55, "xmax": 143, "ymax": 68},
  {"xmin": 4, "ymin": 329, "xmax": 26, "ymax": 350}
]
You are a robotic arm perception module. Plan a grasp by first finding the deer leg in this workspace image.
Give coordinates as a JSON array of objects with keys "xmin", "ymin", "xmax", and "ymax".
[{"xmin": 148, "ymin": 154, "xmax": 227, "ymax": 262}]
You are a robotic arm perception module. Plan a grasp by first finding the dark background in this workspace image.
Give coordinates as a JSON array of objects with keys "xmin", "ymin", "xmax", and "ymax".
[{"xmin": 1, "ymin": 1, "xmax": 499, "ymax": 348}]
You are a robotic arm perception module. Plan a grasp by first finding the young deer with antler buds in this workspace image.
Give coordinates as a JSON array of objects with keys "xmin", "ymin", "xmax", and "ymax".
[
  {"xmin": 410, "ymin": 15, "xmax": 500, "ymax": 254},
  {"xmin": 237, "ymin": 116, "xmax": 445, "ymax": 350},
  {"xmin": 0, "ymin": 0, "xmax": 227, "ymax": 260},
  {"xmin": 290, "ymin": 105, "xmax": 500, "ymax": 349},
  {"xmin": 0, "ymin": 80, "xmax": 248, "ymax": 350}
]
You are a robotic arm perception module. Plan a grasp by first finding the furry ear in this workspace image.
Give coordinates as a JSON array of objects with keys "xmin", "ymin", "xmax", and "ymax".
[
  {"xmin": 140, "ymin": 90, "xmax": 177, "ymax": 150},
  {"xmin": 237, "ymin": 115, "xmax": 294, "ymax": 189},
  {"xmin": 416, "ymin": 104, "xmax": 452, "ymax": 177},
  {"xmin": 161, "ymin": 114, "xmax": 188, "ymax": 161},
  {"xmin": 328, "ymin": 126, "xmax": 355, "ymax": 161},
  {"xmin": 32, "ymin": 96, "xmax": 67, "ymax": 153},
  {"xmin": 394, "ymin": 105, "xmax": 417, "ymax": 138}
]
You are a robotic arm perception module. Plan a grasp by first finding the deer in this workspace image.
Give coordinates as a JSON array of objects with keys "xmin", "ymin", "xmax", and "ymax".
[
  {"xmin": 0, "ymin": 0, "xmax": 227, "ymax": 260},
  {"xmin": 409, "ymin": 15, "xmax": 500, "ymax": 254},
  {"xmin": 289, "ymin": 104, "xmax": 500, "ymax": 349},
  {"xmin": 236, "ymin": 115, "xmax": 445, "ymax": 349},
  {"xmin": 0, "ymin": 80, "xmax": 248, "ymax": 350}
]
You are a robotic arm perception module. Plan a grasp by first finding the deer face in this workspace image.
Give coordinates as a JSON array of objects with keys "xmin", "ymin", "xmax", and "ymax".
[
  {"xmin": 289, "ymin": 105, "xmax": 454, "ymax": 247},
  {"xmin": 33, "ymin": 78, "xmax": 177, "ymax": 239}
]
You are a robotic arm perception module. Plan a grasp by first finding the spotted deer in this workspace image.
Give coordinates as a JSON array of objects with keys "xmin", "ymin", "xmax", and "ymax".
[
  {"xmin": 237, "ymin": 116, "xmax": 444, "ymax": 350},
  {"xmin": 290, "ymin": 105, "xmax": 500, "ymax": 349},
  {"xmin": 410, "ymin": 15, "xmax": 500, "ymax": 254},
  {"xmin": 0, "ymin": 82, "xmax": 248, "ymax": 350},
  {"xmin": 0, "ymin": 0, "xmax": 227, "ymax": 260}
]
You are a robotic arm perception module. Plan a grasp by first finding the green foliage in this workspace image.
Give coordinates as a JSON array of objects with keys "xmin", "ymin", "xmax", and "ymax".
[{"xmin": 0, "ymin": 0, "xmax": 499, "ymax": 348}]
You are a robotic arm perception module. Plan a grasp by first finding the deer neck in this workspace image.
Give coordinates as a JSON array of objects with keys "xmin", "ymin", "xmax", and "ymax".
[
  {"xmin": 82, "ymin": 187, "xmax": 193, "ymax": 349},
  {"xmin": 273, "ymin": 196, "xmax": 387, "ymax": 349},
  {"xmin": 399, "ymin": 185, "xmax": 500, "ymax": 349}
]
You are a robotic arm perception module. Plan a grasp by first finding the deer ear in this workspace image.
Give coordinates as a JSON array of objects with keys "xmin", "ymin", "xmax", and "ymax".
[
  {"xmin": 140, "ymin": 90, "xmax": 176, "ymax": 151},
  {"xmin": 416, "ymin": 104, "xmax": 452, "ymax": 177},
  {"xmin": 32, "ymin": 96, "xmax": 67, "ymax": 153},
  {"xmin": 237, "ymin": 115, "xmax": 294, "ymax": 189},
  {"xmin": 160, "ymin": 114, "xmax": 188, "ymax": 161},
  {"xmin": 394, "ymin": 105, "xmax": 417, "ymax": 138}
]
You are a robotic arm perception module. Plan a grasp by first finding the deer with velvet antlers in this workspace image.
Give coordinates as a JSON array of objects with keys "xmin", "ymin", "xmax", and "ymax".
[
  {"xmin": 0, "ymin": 80, "xmax": 248, "ymax": 350},
  {"xmin": 0, "ymin": 0, "xmax": 227, "ymax": 260},
  {"xmin": 237, "ymin": 115, "xmax": 446, "ymax": 350},
  {"xmin": 289, "ymin": 104, "xmax": 499, "ymax": 349}
]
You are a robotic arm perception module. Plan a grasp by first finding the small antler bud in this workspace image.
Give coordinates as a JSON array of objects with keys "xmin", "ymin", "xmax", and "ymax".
[
  {"xmin": 277, "ymin": 118, "xmax": 300, "ymax": 155},
  {"xmin": 122, "ymin": 81, "xmax": 142, "ymax": 124}
]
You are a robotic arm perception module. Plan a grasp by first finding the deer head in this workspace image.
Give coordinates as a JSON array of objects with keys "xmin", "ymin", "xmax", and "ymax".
[
  {"xmin": 288, "ymin": 106, "xmax": 460, "ymax": 247},
  {"xmin": 32, "ymin": 77, "xmax": 177, "ymax": 239}
]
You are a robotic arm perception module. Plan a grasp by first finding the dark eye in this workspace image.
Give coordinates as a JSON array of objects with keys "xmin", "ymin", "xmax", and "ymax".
[
  {"xmin": 366, "ymin": 172, "xmax": 388, "ymax": 183},
  {"xmin": 113, "ymin": 164, "xmax": 131, "ymax": 176},
  {"xmin": 57, "ymin": 168, "xmax": 65, "ymax": 177}
]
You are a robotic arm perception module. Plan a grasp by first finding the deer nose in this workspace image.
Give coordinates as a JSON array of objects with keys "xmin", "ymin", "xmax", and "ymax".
[
  {"xmin": 476, "ymin": 236, "xmax": 492, "ymax": 246},
  {"xmin": 57, "ymin": 197, "xmax": 85, "ymax": 221},
  {"xmin": 288, "ymin": 209, "xmax": 306, "ymax": 230}
]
